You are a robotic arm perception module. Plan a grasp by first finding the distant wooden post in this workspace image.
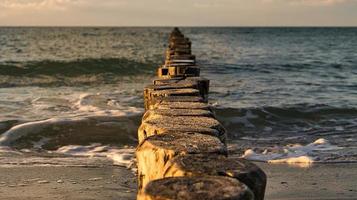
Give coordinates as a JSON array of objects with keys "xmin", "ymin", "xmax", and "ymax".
[{"xmin": 137, "ymin": 28, "xmax": 267, "ymax": 200}]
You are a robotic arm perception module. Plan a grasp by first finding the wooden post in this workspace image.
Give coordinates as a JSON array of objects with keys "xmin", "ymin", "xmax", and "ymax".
[{"xmin": 136, "ymin": 28, "xmax": 267, "ymax": 200}]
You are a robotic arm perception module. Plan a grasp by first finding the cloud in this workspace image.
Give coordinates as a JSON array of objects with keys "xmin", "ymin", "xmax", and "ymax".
[
  {"xmin": 0, "ymin": 0, "xmax": 132, "ymax": 13},
  {"xmin": 0, "ymin": 0, "xmax": 81, "ymax": 10},
  {"xmin": 0, "ymin": 0, "xmax": 356, "ymax": 26},
  {"xmin": 0, "ymin": 0, "xmax": 354, "ymax": 12},
  {"xmin": 262, "ymin": 0, "xmax": 356, "ymax": 6}
]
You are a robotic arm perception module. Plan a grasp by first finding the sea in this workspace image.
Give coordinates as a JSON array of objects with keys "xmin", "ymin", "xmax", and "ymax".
[{"xmin": 0, "ymin": 27, "xmax": 357, "ymax": 169}]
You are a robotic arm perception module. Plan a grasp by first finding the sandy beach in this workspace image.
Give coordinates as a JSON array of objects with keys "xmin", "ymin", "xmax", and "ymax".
[
  {"xmin": 259, "ymin": 163, "xmax": 357, "ymax": 200},
  {"xmin": 1, "ymin": 26, "xmax": 357, "ymax": 200},
  {"xmin": 0, "ymin": 166, "xmax": 137, "ymax": 200},
  {"xmin": 1, "ymin": 163, "xmax": 356, "ymax": 200}
]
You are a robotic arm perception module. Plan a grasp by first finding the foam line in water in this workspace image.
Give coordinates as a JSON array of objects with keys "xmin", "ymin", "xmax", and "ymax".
[
  {"xmin": 242, "ymin": 138, "xmax": 344, "ymax": 167},
  {"xmin": 73, "ymin": 93, "xmax": 143, "ymax": 115},
  {"xmin": 56, "ymin": 144, "xmax": 136, "ymax": 169}
]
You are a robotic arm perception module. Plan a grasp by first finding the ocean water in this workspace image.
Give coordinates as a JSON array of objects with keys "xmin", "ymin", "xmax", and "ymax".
[{"xmin": 0, "ymin": 27, "xmax": 357, "ymax": 169}]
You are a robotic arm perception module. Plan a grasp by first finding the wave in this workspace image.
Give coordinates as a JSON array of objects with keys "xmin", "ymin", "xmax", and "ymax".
[
  {"xmin": 0, "ymin": 58, "xmax": 156, "ymax": 76},
  {"xmin": 217, "ymin": 104, "xmax": 357, "ymax": 165},
  {"xmin": 0, "ymin": 58, "xmax": 156, "ymax": 87},
  {"xmin": 0, "ymin": 145, "xmax": 135, "ymax": 168},
  {"xmin": 0, "ymin": 103, "xmax": 356, "ymax": 165},
  {"xmin": 0, "ymin": 115, "xmax": 142, "ymax": 150},
  {"xmin": 203, "ymin": 62, "xmax": 356, "ymax": 75},
  {"xmin": 1, "ymin": 103, "xmax": 356, "ymax": 149},
  {"xmin": 215, "ymin": 104, "xmax": 357, "ymax": 138}
]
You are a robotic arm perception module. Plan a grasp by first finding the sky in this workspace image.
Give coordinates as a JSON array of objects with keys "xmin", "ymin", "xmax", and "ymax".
[{"xmin": 0, "ymin": 0, "xmax": 356, "ymax": 26}]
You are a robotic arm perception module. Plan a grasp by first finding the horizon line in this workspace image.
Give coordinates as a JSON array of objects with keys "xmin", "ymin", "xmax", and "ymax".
[{"xmin": 0, "ymin": 25, "xmax": 357, "ymax": 28}]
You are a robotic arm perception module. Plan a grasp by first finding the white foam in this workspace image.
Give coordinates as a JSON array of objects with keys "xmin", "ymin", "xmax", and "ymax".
[
  {"xmin": 227, "ymin": 110, "xmax": 258, "ymax": 128},
  {"xmin": 268, "ymin": 156, "xmax": 314, "ymax": 168},
  {"xmin": 73, "ymin": 93, "xmax": 143, "ymax": 116},
  {"xmin": 242, "ymin": 138, "xmax": 343, "ymax": 167},
  {"xmin": 74, "ymin": 93, "xmax": 103, "ymax": 112},
  {"xmin": 56, "ymin": 144, "xmax": 136, "ymax": 169}
]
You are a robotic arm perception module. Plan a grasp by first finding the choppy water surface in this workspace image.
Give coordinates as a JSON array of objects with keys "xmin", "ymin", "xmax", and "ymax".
[{"xmin": 0, "ymin": 27, "xmax": 357, "ymax": 168}]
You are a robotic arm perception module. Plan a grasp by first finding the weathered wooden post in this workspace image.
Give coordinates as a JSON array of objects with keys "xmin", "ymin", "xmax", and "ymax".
[{"xmin": 137, "ymin": 28, "xmax": 267, "ymax": 200}]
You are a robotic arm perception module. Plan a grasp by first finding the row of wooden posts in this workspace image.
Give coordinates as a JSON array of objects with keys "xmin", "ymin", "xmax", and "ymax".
[{"xmin": 136, "ymin": 28, "xmax": 267, "ymax": 200}]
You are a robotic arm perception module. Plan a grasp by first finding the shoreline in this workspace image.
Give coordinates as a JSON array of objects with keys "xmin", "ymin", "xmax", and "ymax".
[{"xmin": 1, "ymin": 163, "xmax": 356, "ymax": 199}]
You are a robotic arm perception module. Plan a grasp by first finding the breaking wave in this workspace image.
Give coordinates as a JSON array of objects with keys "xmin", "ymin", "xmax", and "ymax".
[
  {"xmin": 215, "ymin": 104, "xmax": 357, "ymax": 139},
  {"xmin": 0, "ymin": 58, "xmax": 156, "ymax": 87},
  {"xmin": 216, "ymin": 104, "xmax": 357, "ymax": 165},
  {"xmin": 0, "ymin": 103, "xmax": 356, "ymax": 166},
  {"xmin": 0, "ymin": 115, "xmax": 141, "ymax": 150}
]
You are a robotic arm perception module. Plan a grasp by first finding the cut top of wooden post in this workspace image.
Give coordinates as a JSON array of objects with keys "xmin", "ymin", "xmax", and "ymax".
[
  {"xmin": 158, "ymin": 28, "xmax": 200, "ymax": 78},
  {"xmin": 138, "ymin": 176, "xmax": 254, "ymax": 200}
]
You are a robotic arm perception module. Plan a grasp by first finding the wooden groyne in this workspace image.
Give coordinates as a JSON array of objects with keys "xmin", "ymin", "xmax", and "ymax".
[{"xmin": 136, "ymin": 28, "xmax": 267, "ymax": 200}]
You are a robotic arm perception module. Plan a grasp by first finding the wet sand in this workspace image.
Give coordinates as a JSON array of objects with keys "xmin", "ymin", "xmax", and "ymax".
[
  {"xmin": 0, "ymin": 166, "xmax": 137, "ymax": 200},
  {"xmin": 1, "ymin": 163, "xmax": 357, "ymax": 200},
  {"xmin": 258, "ymin": 163, "xmax": 357, "ymax": 200}
]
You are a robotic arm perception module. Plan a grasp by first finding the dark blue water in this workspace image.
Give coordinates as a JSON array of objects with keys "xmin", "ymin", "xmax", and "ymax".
[{"xmin": 0, "ymin": 27, "xmax": 356, "ymax": 166}]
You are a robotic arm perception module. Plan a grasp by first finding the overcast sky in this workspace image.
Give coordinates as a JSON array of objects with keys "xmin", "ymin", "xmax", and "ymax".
[{"xmin": 0, "ymin": 0, "xmax": 356, "ymax": 26}]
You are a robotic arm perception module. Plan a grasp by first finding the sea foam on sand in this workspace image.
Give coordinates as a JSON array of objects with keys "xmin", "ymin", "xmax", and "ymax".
[
  {"xmin": 242, "ymin": 138, "xmax": 343, "ymax": 167},
  {"xmin": 56, "ymin": 144, "xmax": 136, "ymax": 170}
]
